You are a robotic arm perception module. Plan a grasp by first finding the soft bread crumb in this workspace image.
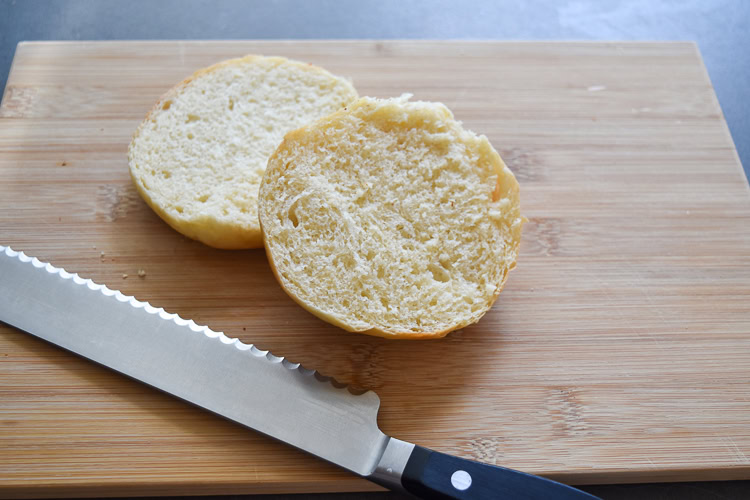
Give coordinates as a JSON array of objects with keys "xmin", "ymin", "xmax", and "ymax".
[
  {"xmin": 259, "ymin": 95, "xmax": 523, "ymax": 339},
  {"xmin": 128, "ymin": 55, "xmax": 358, "ymax": 249}
]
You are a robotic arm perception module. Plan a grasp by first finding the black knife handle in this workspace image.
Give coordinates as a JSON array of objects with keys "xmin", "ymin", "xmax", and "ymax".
[{"xmin": 401, "ymin": 445, "xmax": 600, "ymax": 500}]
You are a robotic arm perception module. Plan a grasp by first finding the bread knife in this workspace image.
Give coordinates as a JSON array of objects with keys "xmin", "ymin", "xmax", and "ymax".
[{"xmin": 0, "ymin": 246, "xmax": 598, "ymax": 499}]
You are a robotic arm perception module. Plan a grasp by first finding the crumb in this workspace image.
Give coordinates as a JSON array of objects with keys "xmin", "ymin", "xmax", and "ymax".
[
  {"xmin": 137, "ymin": 269, "xmax": 146, "ymax": 278},
  {"xmin": 100, "ymin": 251, "xmax": 105, "ymax": 259},
  {"xmin": 242, "ymin": 327, "xmax": 246, "ymax": 331},
  {"xmin": 61, "ymin": 161, "xmax": 67, "ymax": 166},
  {"xmin": 122, "ymin": 273, "xmax": 128, "ymax": 279},
  {"xmin": 92, "ymin": 245, "xmax": 96, "ymax": 249}
]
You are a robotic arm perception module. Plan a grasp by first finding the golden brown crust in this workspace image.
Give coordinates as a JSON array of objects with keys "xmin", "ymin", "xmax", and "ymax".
[{"xmin": 485, "ymin": 143, "xmax": 524, "ymax": 309}]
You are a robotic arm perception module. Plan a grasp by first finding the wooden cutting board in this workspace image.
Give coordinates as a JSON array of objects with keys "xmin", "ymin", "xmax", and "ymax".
[{"xmin": 1, "ymin": 41, "xmax": 749, "ymax": 498}]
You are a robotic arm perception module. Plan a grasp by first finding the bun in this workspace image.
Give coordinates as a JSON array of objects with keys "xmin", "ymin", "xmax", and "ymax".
[
  {"xmin": 259, "ymin": 95, "xmax": 523, "ymax": 338},
  {"xmin": 129, "ymin": 55, "xmax": 358, "ymax": 249}
]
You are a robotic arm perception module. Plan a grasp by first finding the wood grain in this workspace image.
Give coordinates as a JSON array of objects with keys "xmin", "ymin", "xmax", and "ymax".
[{"xmin": 1, "ymin": 40, "xmax": 749, "ymax": 498}]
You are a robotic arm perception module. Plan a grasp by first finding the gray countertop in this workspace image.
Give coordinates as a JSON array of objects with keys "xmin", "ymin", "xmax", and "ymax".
[{"xmin": 1, "ymin": 1, "xmax": 749, "ymax": 499}]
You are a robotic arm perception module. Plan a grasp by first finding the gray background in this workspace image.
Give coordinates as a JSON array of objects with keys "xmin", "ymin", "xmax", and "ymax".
[{"xmin": 1, "ymin": 1, "xmax": 749, "ymax": 499}]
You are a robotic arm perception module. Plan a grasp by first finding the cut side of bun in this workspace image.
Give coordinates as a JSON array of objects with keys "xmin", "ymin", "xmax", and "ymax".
[
  {"xmin": 128, "ymin": 55, "xmax": 358, "ymax": 249},
  {"xmin": 259, "ymin": 95, "xmax": 523, "ymax": 339}
]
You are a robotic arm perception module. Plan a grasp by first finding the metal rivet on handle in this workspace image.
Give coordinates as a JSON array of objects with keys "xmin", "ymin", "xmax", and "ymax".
[{"xmin": 451, "ymin": 470, "xmax": 472, "ymax": 490}]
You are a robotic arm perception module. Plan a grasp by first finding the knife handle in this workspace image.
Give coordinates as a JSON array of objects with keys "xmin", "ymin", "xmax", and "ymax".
[{"xmin": 400, "ymin": 445, "xmax": 600, "ymax": 500}]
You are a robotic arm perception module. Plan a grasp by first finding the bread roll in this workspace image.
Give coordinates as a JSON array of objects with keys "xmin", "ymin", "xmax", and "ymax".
[
  {"xmin": 128, "ymin": 55, "xmax": 358, "ymax": 249},
  {"xmin": 259, "ymin": 95, "xmax": 523, "ymax": 338}
]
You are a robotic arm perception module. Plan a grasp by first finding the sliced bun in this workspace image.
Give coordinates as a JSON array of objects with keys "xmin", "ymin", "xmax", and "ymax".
[
  {"xmin": 259, "ymin": 95, "xmax": 523, "ymax": 338},
  {"xmin": 128, "ymin": 55, "xmax": 358, "ymax": 249}
]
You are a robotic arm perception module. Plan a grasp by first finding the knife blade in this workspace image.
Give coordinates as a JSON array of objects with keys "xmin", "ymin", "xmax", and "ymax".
[{"xmin": 0, "ymin": 245, "xmax": 598, "ymax": 499}]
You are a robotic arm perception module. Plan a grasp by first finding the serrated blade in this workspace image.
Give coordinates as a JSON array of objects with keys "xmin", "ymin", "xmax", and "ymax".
[{"xmin": 0, "ymin": 246, "xmax": 388, "ymax": 476}]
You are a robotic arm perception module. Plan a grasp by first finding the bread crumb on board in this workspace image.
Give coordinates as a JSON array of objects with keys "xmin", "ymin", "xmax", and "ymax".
[
  {"xmin": 122, "ymin": 273, "xmax": 128, "ymax": 279},
  {"xmin": 137, "ymin": 269, "xmax": 146, "ymax": 278}
]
